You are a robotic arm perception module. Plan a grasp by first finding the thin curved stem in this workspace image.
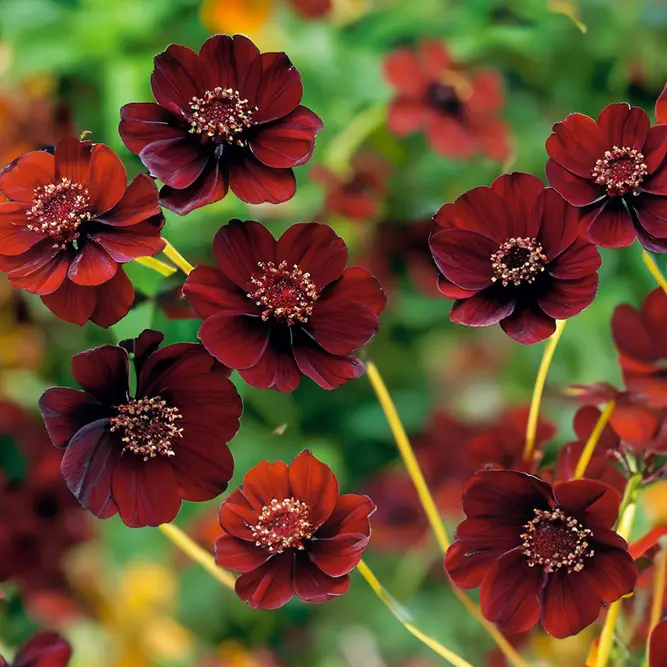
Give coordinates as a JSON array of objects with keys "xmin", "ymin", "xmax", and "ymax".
[
  {"xmin": 523, "ymin": 319, "xmax": 567, "ymax": 463},
  {"xmin": 135, "ymin": 256, "xmax": 178, "ymax": 277},
  {"xmin": 643, "ymin": 250, "xmax": 667, "ymax": 294},
  {"xmin": 163, "ymin": 240, "xmax": 195, "ymax": 276},
  {"xmin": 573, "ymin": 400, "xmax": 616, "ymax": 479},
  {"xmin": 158, "ymin": 523, "xmax": 235, "ymax": 590}
]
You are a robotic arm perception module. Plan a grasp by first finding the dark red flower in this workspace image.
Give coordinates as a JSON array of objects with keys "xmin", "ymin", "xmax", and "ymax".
[
  {"xmin": 657, "ymin": 85, "xmax": 667, "ymax": 125},
  {"xmin": 546, "ymin": 103, "xmax": 667, "ymax": 250},
  {"xmin": 430, "ymin": 172, "xmax": 601, "ymax": 344},
  {"xmin": 384, "ymin": 40, "xmax": 510, "ymax": 160},
  {"xmin": 38, "ymin": 330, "xmax": 242, "ymax": 527},
  {"xmin": 445, "ymin": 470, "xmax": 637, "ymax": 638},
  {"xmin": 119, "ymin": 34, "xmax": 323, "ymax": 215},
  {"xmin": 0, "ymin": 631, "xmax": 72, "ymax": 667},
  {"xmin": 0, "ymin": 137, "xmax": 165, "ymax": 327},
  {"xmin": 287, "ymin": 0, "xmax": 332, "ymax": 18},
  {"xmin": 215, "ymin": 450, "xmax": 374, "ymax": 610},
  {"xmin": 650, "ymin": 618, "xmax": 667, "ymax": 667},
  {"xmin": 183, "ymin": 219, "xmax": 386, "ymax": 391}
]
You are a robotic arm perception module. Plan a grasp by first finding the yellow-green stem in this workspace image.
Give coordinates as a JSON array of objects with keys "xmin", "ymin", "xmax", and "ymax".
[
  {"xmin": 573, "ymin": 401, "xmax": 616, "ymax": 479},
  {"xmin": 158, "ymin": 523, "xmax": 235, "ymax": 590},
  {"xmin": 163, "ymin": 240, "xmax": 195, "ymax": 275},
  {"xmin": 135, "ymin": 256, "xmax": 178, "ymax": 277},
  {"xmin": 643, "ymin": 250, "xmax": 667, "ymax": 294},
  {"xmin": 523, "ymin": 319, "xmax": 567, "ymax": 463}
]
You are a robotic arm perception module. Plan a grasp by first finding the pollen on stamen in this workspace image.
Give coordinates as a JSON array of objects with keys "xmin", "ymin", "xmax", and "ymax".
[
  {"xmin": 251, "ymin": 497, "xmax": 313, "ymax": 553},
  {"xmin": 109, "ymin": 395, "xmax": 183, "ymax": 462},
  {"xmin": 591, "ymin": 145, "xmax": 648, "ymax": 197},
  {"xmin": 490, "ymin": 237, "xmax": 547, "ymax": 287}
]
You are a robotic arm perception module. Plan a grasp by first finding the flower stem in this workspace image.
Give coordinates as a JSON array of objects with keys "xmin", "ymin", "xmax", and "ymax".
[
  {"xmin": 158, "ymin": 523, "xmax": 235, "ymax": 590},
  {"xmin": 163, "ymin": 240, "xmax": 195, "ymax": 276},
  {"xmin": 357, "ymin": 560, "xmax": 474, "ymax": 667},
  {"xmin": 135, "ymin": 256, "xmax": 178, "ymax": 277},
  {"xmin": 642, "ymin": 250, "xmax": 667, "ymax": 294},
  {"xmin": 522, "ymin": 319, "xmax": 567, "ymax": 463},
  {"xmin": 595, "ymin": 473, "xmax": 643, "ymax": 667},
  {"xmin": 573, "ymin": 400, "xmax": 616, "ymax": 479}
]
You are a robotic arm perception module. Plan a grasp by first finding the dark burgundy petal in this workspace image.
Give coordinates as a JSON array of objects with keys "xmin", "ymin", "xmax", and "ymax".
[
  {"xmin": 12, "ymin": 631, "xmax": 72, "ymax": 667},
  {"xmin": 91, "ymin": 218, "xmax": 166, "ymax": 263},
  {"xmin": 319, "ymin": 267, "xmax": 386, "ymax": 315},
  {"xmin": 546, "ymin": 113, "xmax": 609, "ymax": 178},
  {"xmin": 650, "ymin": 619, "xmax": 667, "ymax": 667},
  {"xmin": 215, "ymin": 532, "xmax": 272, "ymax": 573},
  {"xmin": 288, "ymin": 450, "xmax": 339, "ymax": 528},
  {"xmin": 293, "ymin": 553, "xmax": 350, "ymax": 603},
  {"xmin": 540, "ymin": 569, "xmax": 601, "ymax": 638},
  {"xmin": 490, "ymin": 172, "xmax": 544, "ymax": 236},
  {"xmin": 238, "ymin": 338, "xmax": 302, "ymax": 392},
  {"xmin": 183, "ymin": 264, "xmax": 256, "ymax": 319},
  {"xmin": 547, "ymin": 237, "xmax": 602, "ymax": 280},
  {"xmin": 119, "ymin": 102, "xmax": 184, "ymax": 155},
  {"xmin": 657, "ymin": 85, "xmax": 667, "ymax": 123},
  {"xmin": 4, "ymin": 241, "xmax": 68, "ymax": 295},
  {"xmin": 383, "ymin": 47, "xmax": 429, "ymax": 96},
  {"xmin": 151, "ymin": 44, "xmax": 205, "ymax": 114},
  {"xmin": 500, "ymin": 304, "xmax": 557, "ymax": 344},
  {"xmin": 634, "ymin": 195, "xmax": 667, "ymax": 238},
  {"xmin": 545, "ymin": 158, "xmax": 603, "ymax": 206},
  {"xmin": 552, "ymin": 478, "xmax": 621, "ymax": 530},
  {"xmin": 425, "ymin": 114, "xmax": 476, "ymax": 158},
  {"xmin": 212, "ymin": 218, "xmax": 276, "ymax": 290},
  {"xmin": 308, "ymin": 302, "xmax": 379, "ymax": 355},
  {"xmin": 39, "ymin": 387, "xmax": 108, "ymax": 448},
  {"xmin": 253, "ymin": 52, "xmax": 303, "ymax": 125},
  {"xmin": 235, "ymin": 553, "xmax": 295, "ymax": 610},
  {"xmin": 480, "ymin": 547, "xmax": 543, "ymax": 634},
  {"xmin": 54, "ymin": 137, "xmax": 92, "ymax": 185},
  {"xmin": 450, "ymin": 289, "xmax": 515, "ymax": 327},
  {"xmin": 40, "ymin": 279, "xmax": 96, "ymax": 326},
  {"xmin": 585, "ymin": 200, "xmax": 636, "ymax": 248},
  {"xmin": 307, "ymin": 533, "xmax": 369, "ymax": 577},
  {"xmin": 121, "ymin": 329, "xmax": 164, "ymax": 375},
  {"xmin": 98, "ymin": 173, "xmax": 162, "ymax": 227},
  {"xmin": 160, "ymin": 159, "xmax": 229, "ymax": 216},
  {"xmin": 445, "ymin": 540, "xmax": 509, "ymax": 589},
  {"xmin": 250, "ymin": 106, "xmax": 323, "ymax": 168},
  {"xmin": 88, "ymin": 268, "xmax": 134, "ymax": 329},
  {"xmin": 67, "ymin": 242, "xmax": 117, "ymax": 286},
  {"xmin": 437, "ymin": 274, "xmax": 478, "ymax": 299},
  {"xmin": 642, "ymin": 286, "xmax": 667, "ymax": 340},
  {"xmin": 71, "ymin": 343, "xmax": 129, "ymax": 404},
  {"xmin": 455, "ymin": 515, "xmax": 525, "ymax": 548},
  {"xmin": 277, "ymin": 222, "xmax": 348, "ymax": 290},
  {"xmin": 583, "ymin": 535, "xmax": 637, "ymax": 603},
  {"xmin": 635, "ymin": 221, "xmax": 667, "ymax": 253},
  {"xmin": 611, "ymin": 303, "xmax": 657, "ymax": 364},
  {"xmin": 537, "ymin": 274, "xmax": 598, "ymax": 320},
  {"xmin": 533, "ymin": 188, "xmax": 580, "ymax": 259},
  {"xmin": 0, "ymin": 150, "xmax": 55, "ymax": 203},
  {"xmin": 242, "ymin": 459, "xmax": 292, "ymax": 513},
  {"xmin": 0, "ymin": 202, "xmax": 43, "ymax": 255},
  {"xmin": 597, "ymin": 103, "xmax": 650, "ymax": 150},
  {"xmin": 643, "ymin": 124, "xmax": 667, "ymax": 175},
  {"xmin": 318, "ymin": 494, "xmax": 374, "ymax": 538},
  {"xmin": 60, "ymin": 419, "xmax": 120, "ymax": 519},
  {"xmin": 87, "ymin": 143, "xmax": 127, "ymax": 215},
  {"xmin": 219, "ymin": 488, "xmax": 258, "ymax": 540},
  {"xmin": 387, "ymin": 98, "xmax": 429, "ymax": 135},
  {"xmin": 138, "ymin": 135, "xmax": 209, "ymax": 190},
  {"xmin": 198, "ymin": 312, "xmax": 269, "ymax": 369},
  {"xmin": 228, "ymin": 154, "xmax": 296, "ymax": 205},
  {"xmin": 451, "ymin": 186, "xmax": 513, "ymax": 242}
]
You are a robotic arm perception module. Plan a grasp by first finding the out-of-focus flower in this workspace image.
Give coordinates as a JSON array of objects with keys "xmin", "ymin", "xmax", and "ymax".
[
  {"xmin": 215, "ymin": 450, "xmax": 374, "ymax": 610},
  {"xmin": 384, "ymin": 40, "xmax": 510, "ymax": 160},
  {"xmin": 430, "ymin": 172, "xmax": 601, "ymax": 344},
  {"xmin": 546, "ymin": 103, "xmax": 667, "ymax": 251},
  {"xmin": 184, "ymin": 220, "xmax": 386, "ymax": 391},
  {"xmin": 650, "ymin": 618, "xmax": 667, "ymax": 667},
  {"xmin": 656, "ymin": 84, "xmax": 667, "ymax": 124},
  {"xmin": 287, "ymin": 0, "xmax": 332, "ymax": 19},
  {"xmin": 445, "ymin": 470, "xmax": 637, "ymax": 638},
  {"xmin": 0, "ymin": 631, "xmax": 72, "ymax": 667},
  {"xmin": 39, "ymin": 330, "xmax": 242, "ymax": 527},
  {"xmin": 120, "ymin": 34, "xmax": 323, "ymax": 214},
  {"xmin": 198, "ymin": 642, "xmax": 281, "ymax": 667},
  {"xmin": 200, "ymin": 0, "xmax": 271, "ymax": 41},
  {"xmin": 0, "ymin": 137, "xmax": 165, "ymax": 327}
]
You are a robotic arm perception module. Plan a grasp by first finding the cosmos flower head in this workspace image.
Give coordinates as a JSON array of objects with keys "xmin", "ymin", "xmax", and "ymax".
[
  {"xmin": 430, "ymin": 172, "xmax": 602, "ymax": 344},
  {"xmin": 119, "ymin": 34, "xmax": 324, "ymax": 215},
  {"xmin": 183, "ymin": 219, "xmax": 386, "ymax": 391},
  {"xmin": 38, "ymin": 330, "xmax": 242, "ymax": 527},
  {"xmin": 215, "ymin": 450, "xmax": 374, "ymax": 610},
  {"xmin": 0, "ymin": 631, "xmax": 72, "ymax": 667},
  {"xmin": 0, "ymin": 137, "xmax": 165, "ymax": 327}
]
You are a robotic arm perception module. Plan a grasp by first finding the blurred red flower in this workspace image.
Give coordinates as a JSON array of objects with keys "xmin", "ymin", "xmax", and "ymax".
[
  {"xmin": 384, "ymin": 40, "xmax": 510, "ymax": 160},
  {"xmin": 0, "ymin": 631, "xmax": 71, "ymax": 667},
  {"xmin": 183, "ymin": 219, "xmax": 386, "ymax": 391},
  {"xmin": 215, "ymin": 450, "xmax": 374, "ymax": 610},
  {"xmin": 656, "ymin": 84, "xmax": 667, "ymax": 124},
  {"xmin": 445, "ymin": 470, "xmax": 637, "ymax": 638},
  {"xmin": 119, "ymin": 34, "xmax": 323, "ymax": 214},
  {"xmin": 0, "ymin": 137, "xmax": 165, "ymax": 327},
  {"xmin": 546, "ymin": 103, "xmax": 667, "ymax": 250},
  {"xmin": 287, "ymin": 0, "xmax": 332, "ymax": 18},
  {"xmin": 430, "ymin": 172, "xmax": 601, "ymax": 344},
  {"xmin": 650, "ymin": 618, "xmax": 667, "ymax": 667},
  {"xmin": 38, "ymin": 330, "xmax": 242, "ymax": 527}
]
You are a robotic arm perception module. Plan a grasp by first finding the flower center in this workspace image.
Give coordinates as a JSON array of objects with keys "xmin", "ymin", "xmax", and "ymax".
[
  {"xmin": 25, "ymin": 178, "xmax": 92, "ymax": 245},
  {"xmin": 521, "ymin": 508, "xmax": 594, "ymax": 574},
  {"xmin": 491, "ymin": 237, "xmax": 547, "ymax": 287},
  {"xmin": 248, "ymin": 261, "xmax": 320, "ymax": 325},
  {"xmin": 109, "ymin": 396, "xmax": 183, "ymax": 461},
  {"xmin": 187, "ymin": 87, "xmax": 257, "ymax": 145},
  {"xmin": 426, "ymin": 82, "xmax": 464, "ymax": 116},
  {"xmin": 251, "ymin": 497, "xmax": 313, "ymax": 553},
  {"xmin": 591, "ymin": 145, "xmax": 648, "ymax": 196}
]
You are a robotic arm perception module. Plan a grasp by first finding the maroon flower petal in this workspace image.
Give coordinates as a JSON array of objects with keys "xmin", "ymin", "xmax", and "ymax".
[
  {"xmin": 552, "ymin": 479, "xmax": 621, "ymax": 530},
  {"xmin": 500, "ymin": 305, "xmax": 556, "ymax": 344},
  {"xmin": 288, "ymin": 450, "xmax": 339, "ymax": 528},
  {"xmin": 250, "ymin": 106, "xmax": 323, "ymax": 168},
  {"xmin": 650, "ymin": 619, "xmax": 667, "ymax": 667},
  {"xmin": 215, "ymin": 533, "xmax": 272, "ymax": 573},
  {"xmin": 387, "ymin": 98, "xmax": 429, "ymax": 135},
  {"xmin": 253, "ymin": 52, "xmax": 303, "ymax": 125},
  {"xmin": 657, "ymin": 85, "xmax": 667, "ymax": 123},
  {"xmin": 0, "ymin": 150, "xmax": 55, "ymax": 204},
  {"xmin": 277, "ymin": 222, "xmax": 348, "ymax": 290},
  {"xmin": 437, "ymin": 274, "xmax": 477, "ymax": 299},
  {"xmin": 597, "ymin": 103, "xmax": 650, "ymax": 151},
  {"xmin": 98, "ymin": 173, "xmax": 162, "ymax": 227},
  {"xmin": 219, "ymin": 488, "xmax": 258, "ymax": 540},
  {"xmin": 119, "ymin": 102, "xmax": 185, "ymax": 155},
  {"xmin": 198, "ymin": 312, "xmax": 269, "ymax": 369},
  {"xmin": 490, "ymin": 172, "xmax": 544, "ymax": 235},
  {"xmin": 39, "ymin": 387, "xmax": 108, "ymax": 448},
  {"xmin": 138, "ymin": 135, "xmax": 209, "ymax": 190},
  {"xmin": 67, "ymin": 242, "xmax": 117, "ymax": 286},
  {"xmin": 60, "ymin": 419, "xmax": 120, "ymax": 519},
  {"xmin": 307, "ymin": 534, "xmax": 369, "ymax": 577},
  {"xmin": 547, "ymin": 237, "xmax": 602, "ymax": 280},
  {"xmin": 235, "ymin": 553, "xmax": 295, "ymax": 610},
  {"xmin": 611, "ymin": 303, "xmax": 656, "ymax": 364},
  {"xmin": 12, "ymin": 631, "xmax": 72, "ymax": 667},
  {"xmin": 87, "ymin": 143, "xmax": 127, "ymax": 215},
  {"xmin": 91, "ymin": 219, "xmax": 166, "ymax": 263},
  {"xmin": 0, "ymin": 202, "xmax": 44, "ymax": 255},
  {"xmin": 54, "ymin": 137, "xmax": 92, "ymax": 185},
  {"xmin": 455, "ymin": 516, "xmax": 525, "ymax": 548},
  {"xmin": 319, "ymin": 267, "xmax": 386, "ymax": 315},
  {"xmin": 89, "ymin": 268, "xmax": 135, "ymax": 328},
  {"xmin": 546, "ymin": 113, "xmax": 609, "ymax": 178},
  {"xmin": 480, "ymin": 547, "xmax": 543, "ymax": 634},
  {"xmin": 3, "ymin": 240, "xmax": 69, "ymax": 295},
  {"xmin": 383, "ymin": 48, "xmax": 429, "ymax": 96},
  {"xmin": 242, "ymin": 459, "xmax": 291, "ymax": 513},
  {"xmin": 585, "ymin": 200, "xmax": 636, "ymax": 248},
  {"xmin": 229, "ymin": 155, "xmax": 296, "ymax": 205},
  {"xmin": 635, "ymin": 222, "xmax": 667, "ymax": 253},
  {"xmin": 40, "ymin": 279, "xmax": 96, "ymax": 326},
  {"xmin": 425, "ymin": 114, "xmax": 476, "ymax": 158},
  {"xmin": 293, "ymin": 554, "xmax": 350, "ymax": 603},
  {"xmin": 238, "ymin": 340, "xmax": 302, "ymax": 392},
  {"xmin": 151, "ymin": 44, "xmax": 205, "ymax": 114},
  {"xmin": 318, "ymin": 494, "xmax": 374, "ymax": 538},
  {"xmin": 540, "ymin": 569, "xmax": 601, "ymax": 638},
  {"xmin": 445, "ymin": 540, "xmax": 508, "ymax": 589},
  {"xmin": 454, "ymin": 186, "xmax": 513, "ymax": 242},
  {"xmin": 160, "ymin": 159, "xmax": 229, "ymax": 215},
  {"xmin": 545, "ymin": 158, "xmax": 602, "ymax": 206},
  {"xmin": 308, "ymin": 302, "xmax": 379, "ymax": 355},
  {"xmin": 634, "ymin": 195, "xmax": 667, "ymax": 238},
  {"xmin": 450, "ymin": 290, "xmax": 515, "ymax": 327},
  {"xmin": 71, "ymin": 343, "xmax": 129, "ymax": 404},
  {"xmin": 183, "ymin": 264, "xmax": 256, "ymax": 318},
  {"xmin": 583, "ymin": 535, "xmax": 637, "ymax": 603},
  {"xmin": 533, "ymin": 188, "xmax": 579, "ymax": 259},
  {"xmin": 537, "ymin": 274, "xmax": 598, "ymax": 320},
  {"xmin": 642, "ymin": 124, "xmax": 667, "ymax": 175}
]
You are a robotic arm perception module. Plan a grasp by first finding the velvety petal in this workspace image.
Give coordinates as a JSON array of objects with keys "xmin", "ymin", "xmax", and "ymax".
[
  {"xmin": 455, "ymin": 515, "xmax": 525, "ymax": 548},
  {"xmin": 318, "ymin": 494, "xmax": 374, "ymax": 538},
  {"xmin": 139, "ymin": 135, "xmax": 209, "ymax": 190},
  {"xmin": 67, "ymin": 241, "xmax": 117, "ymax": 286},
  {"xmin": 537, "ymin": 274, "xmax": 598, "ymax": 320},
  {"xmin": 609, "ymin": 401, "xmax": 659, "ymax": 444},
  {"xmin": 293, "ymin": 554, "xmax": 350, "ymax": 603},
  {"xmin": 552, "ymin": 478, "xmax": 621, "ymax": 530},
  {"xmin": 445, "ymin": 540, "xmax": 508, "ymax": 588},
  {"xmin": 437, "ymin": 274, "xmax": 477, "ymax": 299},
  {"xmin": 214, "ymin": 533, "xmax": 272, "ymax": 573},
  {"xmin": 643, "ymin": 124, "xmax": 667, "ymax": 175},
  {"xmin": 585, "ymin": 200, "xmax": 636, "ymax": 248},
  {"xmin": 4, "ymin": 241, "xmax": 68, "ymax": 295},
  {"xmin": 453, "ymin": 186, "xmax": 513, "ymax": 242},
  {"xmin": 534, "ymin": 188, "xmax": 580, "ymax": 259},
  {"xmin": 198, "ymin": 312, "xmax": 269, "ymax": 369},
  {"xmin": 0, "ymin": 202, "xmax": 45, "ymax": 255},
  {"xmin": 500, "ymin": 305, "xmax": 557, "ymax": 344},
  {"xmin": 40, "ymin": 279, "xmax": 96, "ymax": 326},
  {"xmin": 649, "ymin": 618, "xmax": 667, "ymax": 667},
  {"xmin": 228, "ymin": 154, "xmax": 296, "ymax": 205},
  {"xmin": 238, "ymin": 336, "xmax": 302, "ymax": 392},
  {"xmin": 60, "ymin": 419, "xmax": 120, "ymax": 519},
  {"xmin": 634, "ymin": 195, "xmax": 667, "ymax": 239},
  {"xmin": 611, "ymin": 303, "xmax": 657, "ymax": 364},
  {"xmin": 573, "ymin": 405, "xmax": 619, "ymax": 448},
  {"xmin": 235, "ymin": 553, "xmax": 295, "ymax": 610},
  {"xmin": 635, "ymin": 221, "xmax": 667, "ymax": 253},
  {"xmin": 39, "ymin": 387, "xmax": 108, "ymax": 449},
  {"xmin": 160, "ymin": 158, "xmax": 229, "ymax": 215},
  {"xmin": 288, "ymin": 450, "xmax": 339, "ymax": 528},
  {"xmin": 71, "ymin": 343, "xmax": 129, "ymax": 404},
  {"xmin": 250, "ymin": 106, "xmax": 323, "ymax": 168},
  {"xmin": 119, "ymin": 102, "xmax": 185, "ymax": 156},
  {"xmin": 583, "ymin": 536, "xmax": 637, "ymax": 603},
  {"xmin": 657, "ymin": 85, "xmax": 667, "ymax": 123},
  {"xmin": 89, "ymin": 268, "xmax": 135, "ymax": 328},
  {"xmin": 320, "ymin": 267, "xmax": 386, "ymax": 315},
  {"xmin": 54, "ymin": 137, "xmax": 91, "ymax": 185},
  {"xmin": 642, "ymin": 287, "xmax": 667, "ymax": 347},
  {"xmin": 540, "ymin": 569, "xmax": 602, "ymax": 639},
  {"xmin": 308, "ymin": 302, "xmax": 379, "ymax": 355},
  {"xmin": 98, "ymin": 173, "xmax": 162, "ymax": 227},
  {"xmin": 450, "ymin": 289, "xmax": 515, "ymax": 327},
  {"xmin": 242, "ymin": 459, "xmax": 292, "ymax": 513},
  {"xmin": 91, "ymin": 218, "xmax": 166, "ymax": 263},
  {"xmin": 151, "ymin": 44, "xmax": 205, "ymax": 114},
  {"xmin": 546, "ymin": 113, "xmax": 609, "ymax": 178},
  {"xmin": 183, "ymin": 264, "xmax": 256, "ymax": 318},
  {"xmin": 387, "ymin": 98, "xmax": 429, "ymax": 135},
  {"xmin": 545, "ymin": 158, "xmax": 603, "ymax": 206},
  {"xmin": 383, "ymin": 48, "xmax": 429, "ymax": 96},
  {"xmin": 218, "ymin": 488, "xmax": 259, "ymax": 540},
  {"xmin": 121, "ymin": 329, "xmax": 164, "ymax": 376},
  {"xmin": 87, "ymin": 143, "xmax": 127, "ymax": 215},
  {"xmin": 547, "ymin": 237, "xmax": 601, "ymax": 280},
  {"xmin": 425, "ymin": 114, "xmax": 476, "ymax": 158},
  {"xmin": 597, "ymin": 103, "xmax": 650, "ymax": 151},
  {"xmin": 12, "ymin": 631, "xmax": 72, "ymax": 667},
  {"xmin": 253, "ymin": 52, "xmax": 303, "ymax": 125},
  {"xmin": 277, "ymin": 222, "xmax": 348, "ymax": 289},
  {"xmin": 490, "ymin": 172, "xmax": 544, "ymax": 236},
  {"xmin": 0, "ymin": 150, "xmax": 55, "ymax": 203},
  {"xmin": 307, "ymin": 533, "xmax": 369, "ymax": 577}
]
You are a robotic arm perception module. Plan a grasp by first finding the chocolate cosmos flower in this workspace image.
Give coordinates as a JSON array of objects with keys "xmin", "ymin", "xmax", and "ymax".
[
  {"xmin": 0, "ymin": 137, "xmax": 165, "ymax": 327},
  {"xmin": 38, "ymin": 330, "xmax": 242, "ymax": 527},
  {"xmin": 546, "ymin": 103, "xmax": 667, "ymax": 250},
  {"xmin": 215, "ymin": 450, "xmax": 374, "ymax": 610},
  {"xmin": 183, "ymin": 219, "xmax": 386, "ymax": 391},
  {"xmin": 445, "ymin": 470, "xmax": 637, "ymax": 638},
  {"xmin": 119, "ymin": 34, "xmax": 324, "ymax": 215},
  {"xmin": 430, "ymin": 172, "xmax": 602, "ymax": 344},
  {"xmin": 0, "ymin": 631, "xmax": 72, "ymax": 667},
  {"xmin": 650, "ymin": 618, "xmax": 667, "ymax": 667}
]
